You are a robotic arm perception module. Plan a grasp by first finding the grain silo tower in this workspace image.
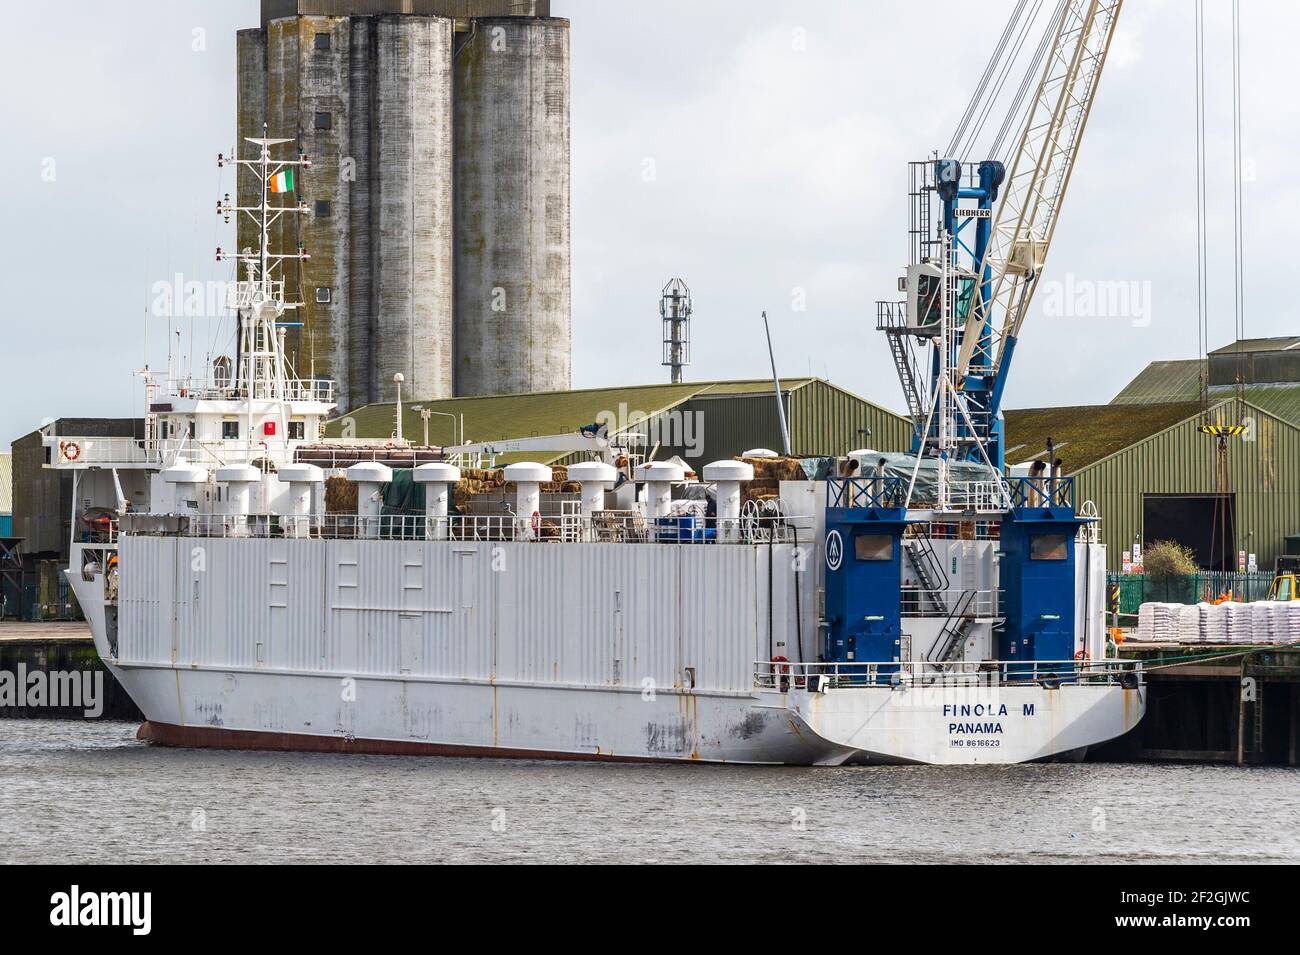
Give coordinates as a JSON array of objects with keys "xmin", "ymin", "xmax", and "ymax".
[
  {"xmin": 453, "ymin": 16, "xmax": 572, "ymax": 397},
  {"xmin": 235, "ymin": 1, "xmax": 568, "ymax": 412}
]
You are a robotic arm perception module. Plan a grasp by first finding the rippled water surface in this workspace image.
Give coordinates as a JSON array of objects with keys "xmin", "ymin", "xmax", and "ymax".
[{"xmin": 1, "ymin": 720, "xmax": 1295, "ymax": 864}]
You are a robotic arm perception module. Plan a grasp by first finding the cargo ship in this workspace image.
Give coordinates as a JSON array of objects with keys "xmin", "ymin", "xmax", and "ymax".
[{"xmin": 47, "ymin": 118, "xmax": 1143, "ymax": 764}]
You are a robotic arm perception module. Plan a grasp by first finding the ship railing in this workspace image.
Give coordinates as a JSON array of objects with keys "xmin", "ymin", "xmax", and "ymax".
[
  {"xmin": 753, "ymin": 658, "xmax": 1143, "ymax": 691},
  {"xmin": 160, "ymin": 378, "xmax": 335, "ymax": 403},
  {"xmin": 1006, "ymin": 476, "xmax": 1075, "ymax": 510},
  {"xmin": 908, "ymin": 520, "xmax": 1000, "ymax": 540},
  {"xmin": 138, "ymin": 511, "xmax": 813, "ymax": 545},
  {"xmin": 43, "ymin": 436, "xmax": 162, "ymax": 468},
  {"xmin": 293, "ymin": 445, "xmax": 446, "ymax": 469},
  {"xmin": 900, "ymin": 587, "xmax": 1000, "ymax": 618},
  {"xmin": 946, "ymin": 480, "xmax": 1013, "ymax": 512},
  {"xmin": 827, "ymin": 476, "xmax": 908, "ymax": 509}
]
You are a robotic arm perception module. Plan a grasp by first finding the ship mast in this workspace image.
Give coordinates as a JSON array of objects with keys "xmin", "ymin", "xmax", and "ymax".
[{"xmin": 217, "ymin": 129, "xmax": 312, "ymax": 411}]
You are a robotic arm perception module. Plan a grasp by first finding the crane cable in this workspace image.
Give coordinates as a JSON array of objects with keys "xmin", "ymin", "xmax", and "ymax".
[
  {"xmin": 1230, "ymin": 0, "xmax": 1246, "ymax": 418},
  {"xmin": 947, "ymin": 0, "xmax": 1030, "ymax": 157},
  {"xmin": 1194, "ymin": 0, "xmax": 1228, "ymax": 572},
  {"xmin": 992, "ymin": 0, "xmax": 1069, "ymax": 164},
  {"xmin": 956, "ymin": 0, "xmax": 1052, "ymax": 162},
  {"xmin": 1202, "ymin": 0, "xmax": 1249, "ymax": 577},
  {"xmin": 1219, "ymin": 0, "xmax": 1245, "ymax": 575},
  {"xmin": 1194, "ymin": 0, "xmax": 1208, "ymax": 415}
]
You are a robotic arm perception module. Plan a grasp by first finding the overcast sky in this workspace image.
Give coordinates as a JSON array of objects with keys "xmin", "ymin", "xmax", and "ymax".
[{"xmin": 2, "ymin": 0, "xmax": 1293, "ymax": 445}]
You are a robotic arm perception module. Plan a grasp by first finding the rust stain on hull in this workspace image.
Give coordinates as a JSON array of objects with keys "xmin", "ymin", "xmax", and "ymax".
[{"xmin": 138, "ymin": 721, "xmax": 695, "ymax": 765}]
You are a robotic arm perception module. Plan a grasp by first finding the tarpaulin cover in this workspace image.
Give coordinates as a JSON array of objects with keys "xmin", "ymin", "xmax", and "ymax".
[{"xmin": 856, "ymin": 453, "xmax": 1000, "ymax": 505}]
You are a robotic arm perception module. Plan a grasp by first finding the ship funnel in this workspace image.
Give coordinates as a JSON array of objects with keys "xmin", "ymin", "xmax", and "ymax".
[{"xmin": 413, "ymin": 463, "xmax": 460, "ymax": 541}]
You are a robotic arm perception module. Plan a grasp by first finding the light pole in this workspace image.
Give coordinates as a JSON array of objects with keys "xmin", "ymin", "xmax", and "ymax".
[
  {"xmin": 393, "ymin": 372, "xmax": 405, "ymax": 444},
  {"xmin": 410, "ymin": 405, "xmax": 461, "ymax": 449}
]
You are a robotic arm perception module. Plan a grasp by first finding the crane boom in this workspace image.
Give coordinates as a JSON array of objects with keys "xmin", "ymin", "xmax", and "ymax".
[{"xmin": 958, "ymin": 0, "xmax": 1123, "ymax": 388}]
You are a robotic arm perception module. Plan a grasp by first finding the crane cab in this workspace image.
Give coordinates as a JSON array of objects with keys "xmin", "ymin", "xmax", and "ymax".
[{"xmin": 903, "ymin": 262, "xmax": 977, "ymax": 335}]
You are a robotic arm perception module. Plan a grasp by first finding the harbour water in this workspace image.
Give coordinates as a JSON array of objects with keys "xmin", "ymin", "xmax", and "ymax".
[{"xmin": 2, "ymin": 720, "xmax": 1296, "ymax": 864}]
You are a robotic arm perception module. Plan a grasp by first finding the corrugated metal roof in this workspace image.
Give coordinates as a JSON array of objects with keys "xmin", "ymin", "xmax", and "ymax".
[
  {"xmin": 0, "ymin": 452, "xmax": 11, "ymax": 513},
  {"xmin": 1233, "ymin": 384, "xmax": 1300, "ymax": 427},
  {"xmin": 1208, "ymin": 336, "xmax": 1300, "ymax": 355},
  {"xmin": 1111, "ymin": 359, "xmax": 1201, "ymax": 403},
  {"xmin": 1111, "ymin": 358, "xmax": 1300, "ymax": 427},
  {"xmin": 1003, "ymin": 402, "xmax": 1204, "ymax": 472},
  {"xmin": 324, "ymin": 378, "xmax": 909, "ymax": 465},
  {"xmin": 326, "ymin": 380, "xmax": 812, "ymax": 461}
]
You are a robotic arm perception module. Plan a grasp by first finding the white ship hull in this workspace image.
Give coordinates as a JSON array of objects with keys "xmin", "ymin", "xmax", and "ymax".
[{"xmin": 69, "ymin": 535, "xmax": 1143, "ymax": 765}]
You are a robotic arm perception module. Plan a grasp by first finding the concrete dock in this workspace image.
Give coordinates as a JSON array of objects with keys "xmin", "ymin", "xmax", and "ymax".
[
  {"xmin": 0, "ymin": 621, "xmax": 143, "ymax": 720},
  {"xmin": 1094, "ymin": 643, "xmax": 1300, "ymax": 765}
]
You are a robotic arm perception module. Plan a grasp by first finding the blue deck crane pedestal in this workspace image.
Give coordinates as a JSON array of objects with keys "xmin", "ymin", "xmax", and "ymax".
[
  {"xmin": 997, "ymin": 479, "xmax": 1091, "ymax": 679},
  {"xmin": 822, "ymin": 478, "xmax": 912, "ymax": 682}
]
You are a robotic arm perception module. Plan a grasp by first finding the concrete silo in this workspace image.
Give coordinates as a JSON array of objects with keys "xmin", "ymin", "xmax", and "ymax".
[
  {"xmin": 264, "ymin": 15, "xmax": 356, "ymax": 397},
  {"xmin": 349, "ymin": 16, "xmax": 455, "ymax": 408},
  {"xmin": 453, "ymin": 17, "xmax": 572, "ymax": 397},
  {"xmin": 236, "ymin": 2, "xmax": 566, "ymax": 411}
]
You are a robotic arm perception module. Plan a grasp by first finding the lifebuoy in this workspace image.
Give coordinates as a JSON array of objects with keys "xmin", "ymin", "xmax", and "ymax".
[
  {"xmin": 1074, "ymin": 649, "xmax": 1091, "ymax": 662},
  {"xmin": 530, "ymin": 510, "xmax": 542, "ymax": 536},
  {"xmin": 770, "ymin": 655, "xmax": 791, "ymax": 691},
  {"xmin": 62, "ymin": 440, "xmax": 81, "ymax": 462}
]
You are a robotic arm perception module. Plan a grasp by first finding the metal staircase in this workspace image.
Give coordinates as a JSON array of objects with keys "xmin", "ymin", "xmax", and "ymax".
[
  {"xmin": 903, "ymin": 537, "xmax": 948, "ymax": 614},
  {"xmin": 877, "ymin": 302, "xmax": 925, "ymax": 422},
  {"xmin": 929, "ymin": 589, "xmax": 977, "ymax": 666}
]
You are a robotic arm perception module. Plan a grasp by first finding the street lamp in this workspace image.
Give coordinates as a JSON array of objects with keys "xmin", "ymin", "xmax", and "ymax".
[
  {"xmin": 392, "ymin": 372, "xmax": 405, "ymax": 444},
  {"xmin": 410, "ymin": 405, "xmax": 463, "ymax": 449}
]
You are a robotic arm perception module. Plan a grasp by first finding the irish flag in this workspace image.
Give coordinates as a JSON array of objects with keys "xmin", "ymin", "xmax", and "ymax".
[{"xmin": 269, "ymin": 168, "xmax": 294, "ymax": 194}]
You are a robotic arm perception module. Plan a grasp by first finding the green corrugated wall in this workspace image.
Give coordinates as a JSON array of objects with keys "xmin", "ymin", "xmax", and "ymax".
[
  {"xmin": 788, "ymin": 380, "xmax": 913, "ymax": 457},
  {"xmin": 1073, "ymin": 402, "xmax": 1300, "ymax": 572},
  {"xmin": 638, "ymin": 381, "xmax": 912, "ymax": 469}
]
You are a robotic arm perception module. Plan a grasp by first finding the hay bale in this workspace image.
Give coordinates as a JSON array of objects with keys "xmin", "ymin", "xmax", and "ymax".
[
  {"xmin": 741, "ymin": 478, "xmax": 782, "ymax": 503},
  {"xmin": 325, "ymin": 476, "xmax": 357, "ymax": 514},
  {"xmin": 458, "ymin": 467, "xmax": 507, "ymax": 488},
  {"xmin": 737, "ymin": 455, "xmax": 805, "ymax": 481}
]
